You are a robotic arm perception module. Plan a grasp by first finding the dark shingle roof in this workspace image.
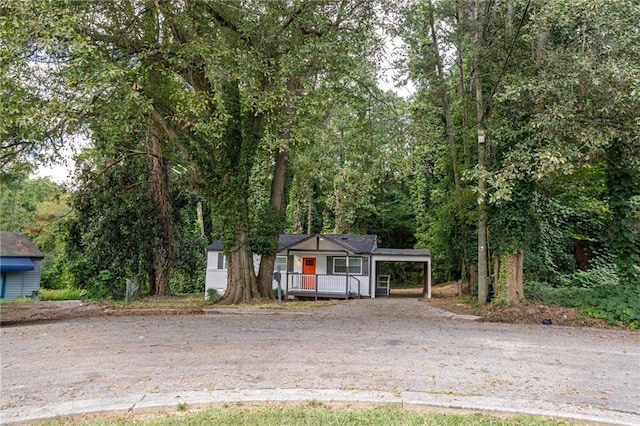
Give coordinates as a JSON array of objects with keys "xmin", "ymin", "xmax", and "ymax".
[
  {"xmin": 0, "ymin": 232, "xmax": 45, "ymax": 258},
  {"xmin": 373, "ymin": 247, "xmax": 431, "ymax": 257},
  {"xmin": 320, "ymin": 234, "xmax": 377, "ymax": 254},
  {"xmin": 207, "ymin": 234, "xmax": 312, "ymax": 252},
  {"xmin": 278, "ymin": 234, "xmax": 312, "ymax": 250},
  {"xmin": 207, "ymin": 240, "xmax": 224, "ymax": 251},
  {"xmin": 207, "ymin": 234, "xmax": 377, "ymax": 254}
]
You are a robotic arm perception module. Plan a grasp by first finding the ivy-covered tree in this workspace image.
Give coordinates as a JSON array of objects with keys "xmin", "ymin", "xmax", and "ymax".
[
  {"xmin": 398, "ymin": 0, "xmax": 639, "ymax": 310},
  {"xmin": 2, "ymin": 0, "xmax": 384, "ymax": 304}
]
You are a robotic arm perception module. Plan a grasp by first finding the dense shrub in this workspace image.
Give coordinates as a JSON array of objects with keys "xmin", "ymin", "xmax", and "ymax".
[
  {"xmin": 526, "ymin": 263, "xmax": 640, "ymax": 329},
  {"xmin": 40, "ymin": 288, "xmax": 85, "ymax": 301},
  {"xmin": 206, "ymin": 288, "xmax": 222, "ymax": 304}
]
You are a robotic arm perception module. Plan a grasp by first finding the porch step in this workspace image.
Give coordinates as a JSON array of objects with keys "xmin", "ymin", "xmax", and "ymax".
[
  {"xmin": 376, "ymin": 288, "xmax": 390, "ymax": 297},
  {"xmin": 287, "ymin": 290, "xmax": 360, "ymax": 300}
]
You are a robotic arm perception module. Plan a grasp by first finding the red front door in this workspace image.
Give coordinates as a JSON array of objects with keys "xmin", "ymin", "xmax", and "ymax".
[{"xmin": 302, "ymin": 257, "xmax": 316, "ymax": 289}]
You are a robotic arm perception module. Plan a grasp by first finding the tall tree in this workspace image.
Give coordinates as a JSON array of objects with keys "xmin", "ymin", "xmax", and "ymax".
[{"xmin": 2, "ymin": 0, "xmax": 383, "ymax": 303}]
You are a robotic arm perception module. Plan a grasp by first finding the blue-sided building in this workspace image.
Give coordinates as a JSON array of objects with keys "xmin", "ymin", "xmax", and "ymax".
[{"xmin": 0, "ymin": 232, "xmax": 45, "ymax": 301}]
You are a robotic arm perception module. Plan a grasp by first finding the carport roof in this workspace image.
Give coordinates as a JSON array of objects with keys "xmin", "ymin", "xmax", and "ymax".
[{"xmin": 373, "ymin": 248, "xmax": 431, "ymax": 257}]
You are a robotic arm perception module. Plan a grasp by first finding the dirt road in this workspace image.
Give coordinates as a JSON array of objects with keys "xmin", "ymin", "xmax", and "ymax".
[{"xmin": 1, "ymin": 298, "xmax": 639, "ymax": 424}]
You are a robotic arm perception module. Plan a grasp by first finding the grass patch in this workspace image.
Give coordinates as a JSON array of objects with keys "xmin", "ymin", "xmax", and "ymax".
[
  {"xmin": 204, "ymin": 299, "xmax": 343, "ymax": 310},
  {"xmin": 40, "ymin": 403, "xmax": 573, "ymax": 425},
  {"xmin": 0, "ymin": 296, "xmax": 34, "ymax": 304},
  {"xmin": 40, "ymin": 288, "xmax": 85, "ymax": 301},
  {"xmin": 101, "ymin": 294, "xmax": 341, "ymax": 311}
]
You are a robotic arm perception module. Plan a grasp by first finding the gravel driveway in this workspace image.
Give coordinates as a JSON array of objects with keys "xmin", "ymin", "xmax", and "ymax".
[{"xmin": 1, "ymin": 298, "xmax": 639, "ymax": 424}]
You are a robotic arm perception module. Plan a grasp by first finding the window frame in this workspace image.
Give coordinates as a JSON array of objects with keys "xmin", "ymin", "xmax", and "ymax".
[
  {"xmin": 274, "ymin": 256, "xmax": 287, "ymax": 274},
  {"xmin": 332, "ymin": 257, "xmax": 362, "ymax": 275}
]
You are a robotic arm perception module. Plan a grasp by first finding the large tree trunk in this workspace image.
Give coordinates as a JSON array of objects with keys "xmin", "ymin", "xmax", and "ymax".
[
  {"xmin": 473, "ymin": 0, "xmax": 489, "ymax": 305},
  {"xmin": 196, "ymin": 199, "xmax": 205, "ymax": 237},
  {"xmin": 148, "ymin": 125, "xmax": 173, "ymax": 296},
  {"xmin": 222, "ymin": 230, "xmax": 260, "ymax": 304},
  {"xmin": 214, "ymin": 81, "xmax": 262, "ymax": 304},
  {"xmin": 255, "ymin": 71, "xmax": 302, "ymax": 298},
  {"xmin": 493, "ymin": 248, "xmax": 525, "ymax": 305},
  {"xmin": 256, "ymin": 146, "xmax": 290, "ymax": 299},
  {"xmin": 427, "ymin": 1, "xmax": 460, "ymax": 188}
]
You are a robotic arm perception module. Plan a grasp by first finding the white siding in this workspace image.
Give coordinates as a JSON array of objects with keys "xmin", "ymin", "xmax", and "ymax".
[
  {"xmin": 285, "ymin": 252, "xmax": 372, "ymax": 297},
  {"xmin": 204, "ymin": 252, "xmax": 272, "ymax": 300},
  {"xmin": 205, "ymin": 249, "xmax": 375, "ymax": 299},
  {"xmin": 205, "ymin": 252, "xmax": 227, "ymax": 298}
]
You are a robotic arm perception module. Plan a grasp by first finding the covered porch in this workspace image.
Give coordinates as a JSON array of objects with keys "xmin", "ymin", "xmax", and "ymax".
[{"xmin": 286, "ymin": 273, "xmax": 362, "ymax": 300}]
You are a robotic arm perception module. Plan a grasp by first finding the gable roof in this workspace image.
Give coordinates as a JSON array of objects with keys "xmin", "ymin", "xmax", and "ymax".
[
  {"xmin": 0, "ymin": 232, "xmax": 45, "ymax": 258},
  {"xmin": 318, "ymin": 234, "xmax": 377, "ymax": 254},
  {"xmin": 207, "ymin": 234, "xmax": 378, "ymax": 254},
  {"xmin": 207, "ymin": 234, "xmax": 312, "ymax": 252}
]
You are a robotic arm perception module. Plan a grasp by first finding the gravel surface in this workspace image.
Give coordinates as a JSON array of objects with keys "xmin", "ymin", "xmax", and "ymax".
[{"xmin": 1, "ymin": 298, "xmax": 639, "ymax": 424}]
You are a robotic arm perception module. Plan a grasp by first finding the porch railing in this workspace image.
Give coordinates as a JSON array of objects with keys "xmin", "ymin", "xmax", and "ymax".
[
  {"xmin": 287, "ymin": 274, "xmax": 360, "ymax": 299},
  {"xmin": 376, "ymin": 274, "xmax": 390, "ymax": 296}
]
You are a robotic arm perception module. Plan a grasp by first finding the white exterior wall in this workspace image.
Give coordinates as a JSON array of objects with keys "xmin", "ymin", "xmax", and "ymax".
[
  {"xmin": 205, "ymin": 246, "xmax": 375, "ymax": 299},
  {"xmin": 204, "ymin": 251, "xmax": 279, "ymax": 299},
  {"xmin": 205, "ymin": 251, "xmax": 227, "ymax": 297},
  {"xmin": 286, "ymin": 251, "xmax": 371, "ymax": 297}
]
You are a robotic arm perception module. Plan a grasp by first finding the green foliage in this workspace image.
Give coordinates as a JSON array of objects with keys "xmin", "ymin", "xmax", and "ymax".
[
  {"xmin": 39, "ymin": 288, "xmax": 84, "ymax": 301},
  {"xmin": 40, "ymin": 253, "xmax": 76, "ymax": 290},
  {"xmin": 526, "ymin": 262, "xmax": 640, "ymax": 328},
  {"xmin": 170, "ymin": 269, "xmax": 205, "ymax": 295},
  {"xmin": 0, "ymin": 176, "xmax": 62, "ymax": 232},
  {"xmin": 84, "ymin": 270, "xmax": 120, "ymax": 301},
  {"xmin": 251, "ymin": 203, "xmax": 285, "ymax": 256},
  {"xmin": 206, "ymin": 288, "xmax": 222, "ymax": 305}
]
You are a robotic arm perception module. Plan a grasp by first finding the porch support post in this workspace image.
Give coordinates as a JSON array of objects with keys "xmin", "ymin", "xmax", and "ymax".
[
  {"xmin": 371, "ymin": 257, "xmax": 376, "ymax": 299},
  {"xmin": 423, "ymin": 260, "xmax": 432, "ymax": 299},
  {"xmin": 345, "ymin": 252, "xmax": 349, "ymax": 298},
  {"xmin": 285, "ymin": 249, "xmax": 289, "ymax": 299}
]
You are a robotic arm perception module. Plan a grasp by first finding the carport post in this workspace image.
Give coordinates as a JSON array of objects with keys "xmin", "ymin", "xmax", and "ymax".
[
  {"xmin": 371, "ymin": 259, "xmax": 376, "ymax": 299},
  {"xmin": 423, "ymin": 260, "xmax": 432, "ymax": 299}
]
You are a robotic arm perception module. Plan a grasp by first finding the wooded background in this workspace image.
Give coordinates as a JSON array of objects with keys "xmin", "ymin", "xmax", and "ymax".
[{"xmin": 1, "ymin": 0, "xmax": 638, "ymax": 325}]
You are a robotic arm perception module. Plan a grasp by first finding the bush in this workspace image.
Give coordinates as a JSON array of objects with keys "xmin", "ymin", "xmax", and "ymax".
[
  {"xmin": 526, "ymin": 263, "xmax": 640, "ymax": 328},
  {"xmin": 206, "ymin": 288, "xmax": 222, "ymax": 304},
  {"xmin": 85, "ymin": 269, "xmax": 121, "ymax": 300},
  {"xmin": 40, "ymin": 288, "xmax": 85, "ymax": 301},
  {"xmin": 170, "ymin": 269, "xmax": 205, "ymax": 294},
  {"xmin": 40, "ymin": 254, "xmax": 77, "ymax": 290}
]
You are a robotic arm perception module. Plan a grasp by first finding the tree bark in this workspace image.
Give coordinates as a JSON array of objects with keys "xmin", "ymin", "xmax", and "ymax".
[
  {"xmin": 473, "ymin": 0, "xmax": 489, "ymax": 305},
  {"xmin": 307, "ymin": 194, "xmax": 313, "ymax": 234},
  {"xmin": 427, "ymin": 1, "xmax": 460, "ymax": 188},
  {"xmin": 222, "ymin": 229, "xmax": 260, "ymax": 304},
  {"xmin": 148, "ymin": 123, "xmax": 174, "ymax": 296},
  {"xmin": 493, "ymin": 248, "xmax": 525, "ymax": 305},
  {"xmin": 196, "ymin": 199, "xmax": 205, "ymax": 237},
  {"xmin": 256, "ymin": 146, "xmax": 289, "ymax": 298}
]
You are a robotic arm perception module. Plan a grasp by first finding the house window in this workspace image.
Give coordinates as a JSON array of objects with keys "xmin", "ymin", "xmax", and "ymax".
[
  {"xmin": 274, "ymin": 256, "xmax": 287, "ymax": 273},
  {"xmin": 333, "ymin": 257, "xmax": 362, "ymax": 275},
  {"xmin": 217, "ymin": 253, "xmax": 227, "ymax": 270}
]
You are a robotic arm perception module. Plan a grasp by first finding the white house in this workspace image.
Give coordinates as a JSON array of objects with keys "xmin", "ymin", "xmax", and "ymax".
[{"xmin": 205, "ymin": 234, "xmax": 432, "ymax": 300}]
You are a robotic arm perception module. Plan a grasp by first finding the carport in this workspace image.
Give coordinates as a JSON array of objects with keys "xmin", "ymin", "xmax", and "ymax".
[{"xmin": 370, "ymin": 248, "xmax": 432, "ymax": 299}]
